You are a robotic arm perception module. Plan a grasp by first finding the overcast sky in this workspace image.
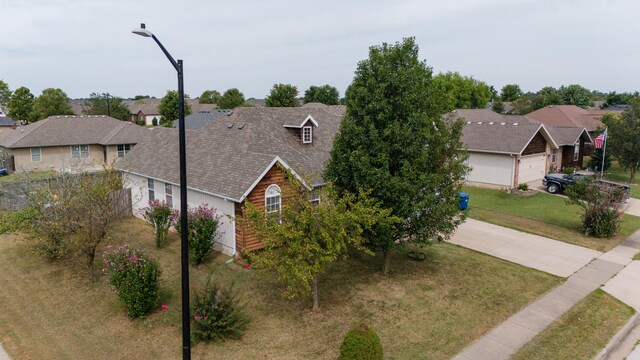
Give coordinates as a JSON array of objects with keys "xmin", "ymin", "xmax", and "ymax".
[{"xmin": 1, "ymin": 0, "xmax": 639, "ymax": 100}]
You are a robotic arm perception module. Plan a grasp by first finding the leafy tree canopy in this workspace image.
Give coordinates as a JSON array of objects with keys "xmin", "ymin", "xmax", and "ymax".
[
  {"xmin": 132, "ymin": 95, "xmax": 150, "ymax": 100},
  {"xmin": 427, "ymin": 71, "xmax": 492, "ymax": 114},
  {"xmin": 531, "ymin": 86, "xmax": 563, "ymax": 111},
  {"xmin": 509, "ymin": 97, "xmax": 533, "ymax": 115},
  {"xmin": 218, "ymin": 88, "xmax": 246, "ymax": 109},
  {"xmin": 198, "ymin": 90, "xmax": 221, "ymax": 104},
  {"xmin": 7, "ymin": 87, "xmax": 34, "ymax": 122},
  {"xmin": 0, "ymin": 80, "xmax": 11, "ymax": 110},
  {"xmin": 265, "ymin": 84, "xmax": 299, "ymax": 107},
  {"xmin": 324, "ymin": 37, "xmax": 469, "ymax": 274},
  {"xmin": 603, "ymin": 91, "xmax": 639, "ymax": 108},
  {"xmin": 500, "ymin": 84, "xmax": 523, "ymax": 102},
  {"xmin": 558, "ymin": 84, "xmax": 594, "ymax": 108},
  {"xmin": 32, "ymin": 88, "xmax": 74, "ymax": 121},
  {"xmin": 303, "ymin": 85, "xmax": 340, "ymax": 105},
  {"xmin": 82, "ymin": 93, "xmax": 130, "ymax": 121},
  {"xmin": 603, "ymin": 100, "xmax": 640, "ymax": 181},
  {"xmin": 158, "ymin": 90, "xmax": 191, "ymax": 125}
]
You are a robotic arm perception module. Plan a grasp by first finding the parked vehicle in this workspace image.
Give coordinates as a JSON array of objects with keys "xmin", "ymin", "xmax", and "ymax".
[
  {"xmin": 0, "ymin": 168, "xmax": 8, "ymax": 176},
  {"xmin": 542, "ymin": 171, "xmax": 630, "ymax": 202}
]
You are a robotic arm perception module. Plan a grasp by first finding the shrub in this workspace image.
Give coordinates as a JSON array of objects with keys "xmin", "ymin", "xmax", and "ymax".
[
  {"xmin": 565, "ymin": 177, "xmax": 623, "ymax": 238},
  {"xmin": 142, "ymin": 200, "xmax": 174, "ymax": 248},
  {"xmin": 103, "ymin": 245, "xmax": 161, "ymax": 318},
  {"xmin": 151, "ymin": 117, "xmax": 158, "ymax": 126},
  {"xmin": 339, "ymin": 323, "xmax": 383, "ymax": 360},
  {"xmin": 517, "ymin": 183, "xmax": 529, "ymax": 191},
  {"xmin": 583, "ymin": 205, "xmax": 620, "ymax": 237},
  {"xmin": 175, "ymin": 205, "xmax": 223, "ymax": 265},
  {"xmin": 562, "ymin": 167, "xmax": 575, "ymax": 174},
  {"xmin": 191, "ymin": 279, "xmax": 249, "ymax": 342}
]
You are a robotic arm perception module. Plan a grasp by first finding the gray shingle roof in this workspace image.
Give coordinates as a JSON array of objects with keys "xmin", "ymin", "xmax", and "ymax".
[
  {"xmin": 0, "ymin": 115, "xmax": 151, "ymax": 148},
  {"xmin": 545, "ymin": 126, "xmax": 592, "ymax": 146},
  {"xmin": 116, "ymin": 105, "xmax": 346, "ymax": 202},
  {"xmin": 460, "ymin": 121, "xmax": 552, "ymax": 154},
  {"xmin": 171, "ymin": 110, "xmax": 232, "ymax": 130},
  {"xmin": 0, "ymin": 116, "xmax": 15, "ymax": 126}
]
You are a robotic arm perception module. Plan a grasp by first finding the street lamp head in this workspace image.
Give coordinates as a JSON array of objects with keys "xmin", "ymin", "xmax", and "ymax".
[{"xmin": 132, "ymin": 23, "xmax": 152, "ymax": 37}]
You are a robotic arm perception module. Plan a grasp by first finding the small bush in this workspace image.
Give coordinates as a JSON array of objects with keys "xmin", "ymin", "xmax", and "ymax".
[
  {"xmin": 191, "ymin": 280, "xmax": 249, "ymax": 342},
  {"xmin": 562, "ymin": 167, "xmax": 575, "ymax": 174},
  {"xmin": 151, "ymin": 117, "xmax": 158, "ymax": 126},
  {"xmin": 142, "ymin": 200, "xmax": 174, "ymax": 248},
  {"xmin": 339, "ymin": 323, "xmax": 383, "ymax": 360},
  {"xmin": 518, "ymin": 183, "xmax": 529, "ymax": 191},
  {"xmin": 583, "ymin": 206, "xmax": 620, "ymax": 237},
  {"xmin": 103, "ymin": 245, "xmax": 161, "ymax": 318},
  {"xmin": 175, "ymin": 205, "xmax": 223, "ymax": 265}
]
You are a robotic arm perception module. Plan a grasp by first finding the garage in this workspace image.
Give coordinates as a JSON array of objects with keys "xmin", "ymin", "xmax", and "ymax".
[
  {"xmin": 466, "ymin": 152, "xmax": 514, "ymax": 186},
  {"xmin": 518, "ymin": 153, "xmax": 546, "ymax": 183}
]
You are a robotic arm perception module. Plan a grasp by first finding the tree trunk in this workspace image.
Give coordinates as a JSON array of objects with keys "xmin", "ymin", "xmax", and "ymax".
[
  {"xmin": 382, "ymin": 249, "xmax": 392, "ymax": 276},
  {"xmin": 312, "ymin": 275, "xmax": 319, "ymax": 312},
  {"xmin": 631, "ymin": 167, "xmax": 636, "ymax": 182},
  {"xmin": 88, "ymin": 253, "xmax": 95, "ymax": 282}
]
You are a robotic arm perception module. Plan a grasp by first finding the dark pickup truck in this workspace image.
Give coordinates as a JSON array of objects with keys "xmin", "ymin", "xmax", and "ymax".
[{"xmin": 542, "ymin": 171, "xmax": 631, "ymax": 202}]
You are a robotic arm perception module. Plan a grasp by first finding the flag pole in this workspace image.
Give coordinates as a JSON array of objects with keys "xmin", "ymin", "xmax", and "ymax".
[{"xmin": 600, "ymin": 127, "xmax": 607, "ymax": 179}]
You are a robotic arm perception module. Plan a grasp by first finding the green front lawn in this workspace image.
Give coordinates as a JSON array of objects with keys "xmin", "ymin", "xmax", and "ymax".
[
  {"xmin": 0, "ymin": 170, "xmax": 54, "ymax": 183},
  {"xmin": 513, "ymin": 289, "xmax": 635, "ymax": 360},
  {"xmin": 463, "ymin": 186, "xmax": 640, "ymax": 251},
  {"xmin": 602, "ymin": 161, "xmax": 640, "ymax": 199}
]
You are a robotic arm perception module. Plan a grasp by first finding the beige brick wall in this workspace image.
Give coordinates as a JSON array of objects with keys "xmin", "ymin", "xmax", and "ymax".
[{"xmin": 10, "ymin": 144, "xmax": 108, "ymax": 172}]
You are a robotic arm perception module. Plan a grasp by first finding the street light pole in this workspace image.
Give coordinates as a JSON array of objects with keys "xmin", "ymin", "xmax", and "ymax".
[
  {"xmin": 103, "ymin": 92, "xmax": 111, "ymax": 117},
  {"xmin": 132, "ymin": 23, "xmax": 191, "ymax": 360}
]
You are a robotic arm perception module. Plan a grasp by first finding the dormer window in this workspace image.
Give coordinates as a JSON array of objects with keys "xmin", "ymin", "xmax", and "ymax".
[{"xmin": 302, "ymin": 126, "xmax": 312, "ymax": 144}]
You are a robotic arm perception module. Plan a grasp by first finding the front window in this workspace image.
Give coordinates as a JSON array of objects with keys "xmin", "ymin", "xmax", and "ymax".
[
  {"xmin": 573, "ymin": 143, "xmax": 579, "ymax": 162},
  {"xmin": 552, "ymin": 149, "xmax": 557, "ymax": 163},
  {"xmin": 117, "ymin": 144, "xmax": 132, "ymax": 157},
  {"xmin": 148, "ymin": 178, "xmax": 155, "ymax": 201},
  {"xmin": 265, "ymin": 184, "xmax": 281, "ymax": 221},
  {"xmin": 71, "ymin": 145, "xmax": 89, "ymax": 159},
  {"xmin": 165, "ymin": 182, "xmax": 173, "ymax": 208},
  {"xmin": 302, "ymin": 126, "xmax": 312, "ymax": 144},
  {"xmin": 30, "ymin": 147, "xmax": 41, "ymax": 162}
]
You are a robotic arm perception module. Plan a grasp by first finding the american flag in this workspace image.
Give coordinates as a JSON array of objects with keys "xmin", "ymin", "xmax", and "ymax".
[{"xmin": 594, "ymin": 128, "xmax": 607, "ymax": 149}]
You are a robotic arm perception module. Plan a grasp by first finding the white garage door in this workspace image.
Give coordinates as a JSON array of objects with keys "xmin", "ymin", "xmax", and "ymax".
[
  {"xmin": 519, "ymin": 153, "xmax": 546, "ymax": 183},
  {"xmin": 466, "ymin": 152, "xmax": 514, "ymax": 186}
]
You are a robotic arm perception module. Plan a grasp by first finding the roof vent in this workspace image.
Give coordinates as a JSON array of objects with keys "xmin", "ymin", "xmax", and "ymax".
[
  {"xmin": 237, "ymin": 123, "xmax": 245, "ymax": 129},
  {"xmin": 489, "ymin": 122, "xmax": 494, "ymax": 125},
  {"xmin": 466, "ymin": 121, "xmax": 471, "ymax": 125},
  {"xmin": 500, "ymin": 122, "xmax": 506, "ymax": 125},
  {"xmin": 227, "ymin": 123, "xmax": 234, "ymax": 129},
  {"xmin": 226, "ymin": 110, "xmax": 234, "ymax": 116},
  {"xmin": 477, "ymin": 122, "xmax": 483, "ymax": 125},
  {"xmin": 513, "ymin": 123, "xmax": 518, "ymax": 126}
]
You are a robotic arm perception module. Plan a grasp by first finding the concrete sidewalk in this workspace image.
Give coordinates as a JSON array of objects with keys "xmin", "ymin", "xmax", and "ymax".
[
  {"xmin": 0, "ymin": 344, "xmax": 9, "ymax": 360},
  {"xmin": 450, "ymin": 219, "xmax": 601, "ymax": 277}
]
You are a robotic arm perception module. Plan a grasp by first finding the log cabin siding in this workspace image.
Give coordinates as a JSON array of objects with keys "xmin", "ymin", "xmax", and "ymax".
[{"xmin": 522, "ymin": 132, "xmax": 547, "ymax": 155}]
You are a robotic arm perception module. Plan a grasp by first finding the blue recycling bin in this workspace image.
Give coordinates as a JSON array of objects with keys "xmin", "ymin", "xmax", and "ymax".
[{"xmin": 458, "ymin": 192, "xmax": 469, "ymax": 210}]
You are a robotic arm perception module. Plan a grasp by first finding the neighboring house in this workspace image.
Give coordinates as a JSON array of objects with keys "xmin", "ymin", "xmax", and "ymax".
[
  {"xmin": 171, "ymin": 110, "xmax": 232, "ymax": 130},
  {"xmin": 0, "ymin": 115, "xmax": 151, "ymax": 173},
  {"xmin": 0, "ymin": 116, "xmax": 16, "ymax": 133},
  {"xmin": 116, "ymin": 105, "xmax": 346, "ymax": 256},
  {"xmin": 128, "ymin": 98, "xmax": 217, "ymax": 125},
  {"xmin": 526, "ymin": 105, "xmax": 622, "ymax": 137},
  {"xmin": 449, "ymin": 109, "xmax": 558, "ymax": 188}
]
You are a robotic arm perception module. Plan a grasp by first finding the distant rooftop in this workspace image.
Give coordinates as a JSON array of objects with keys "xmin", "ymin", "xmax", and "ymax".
[{"xmin": 171, "ymin": 110, "xmax": 232, "ymax": 130}]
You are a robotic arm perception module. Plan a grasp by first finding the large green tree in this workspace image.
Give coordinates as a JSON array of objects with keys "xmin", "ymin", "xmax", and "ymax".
[
  {"xmin": 324, "ymin": 38, "xmax": 469, "ymax": 274},
  {"xmin": 426, "ymin": 71, "xmax": 492, "ymax": 114},
  {"xmin": 82, "ymin": 93, "xmax": 130, "ymax": 121},
  {"xmin": 265, "ymin": 84, "xmax": 299, "ymax": 107},
  {"xmin": 531, "ymin": 86, "xmax": 563, "ymax": 110},
  {"xmin": 7, "ymin": 87, "xmax": 34, "ymax": 122},
  {"xmin": 198, "ymin": 90, "xmax": 221, "ymax": 104},
  {"xmin": 217, "ymin": 88, "xmax": 246, "ymax": 109},
  {"xmin": 0, "ymin": 80, "xmax": 11, "ymax": 111},
  {"xmin": 303, "ymin": 85, "xmax": 340, "ymax": 105},
  {"xmin": 603, "ymin": 91, "xmax": 639, "ymax": 108},
  {"xmin": 500, "ymin": 84, "xmax": 523, "ymax": 102},
  {"xmin": 32, "ymin": 88, "xmax": 74, "ymax": 121},
  {"xmin": 603, "ymin": 102, "xmax": 640, "ymax": 181},
  {"xmin": 559, "ymin": 84, "xmax": 593, "ymax": 108},
  {"xmin": 158, "ymin": 90, "xmax": 191, "ymax": 125}
]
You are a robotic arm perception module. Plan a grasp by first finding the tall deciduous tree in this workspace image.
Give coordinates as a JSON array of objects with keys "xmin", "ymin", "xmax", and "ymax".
[
  {"xmin": 243, "ymin": 178, "xmax": 398, "ymax": 311},
  {"xmin": 500, "ymin": 84, "xmax": 523, "ymax": 102},
  {"xmin": 7, "ymin": 87, "xmax": 35, "ymax": 122},
  {"xmin": 531, "ymin": 86, "xmax": 563, "ymax": 110},
  {"xmin": 0, "ymin": 80, "xmax": 11, "ymax": 111},
  {"xmin": 265, "ymin": 84, "xmax": 299, "ymax": 107},
  {"xmin": 32, "ymin": 88, "xmax": 74, "ymax": 121},
  {"xmin": 158, "ymin": 90, "xmax": 191, "ymax": 125},
  {"xmin": 303, "ymin": 85, "xmax": 340, "ymax": 105},
  {"xmin": 559, "ymin": 84, "xmax": 594, "ymax": 108},
  {"xmin": 324, "ymin": 38, "xmax": 469, "ymax": 275},
  {"xmin": 198, "ymin": 90, "xmax": 221, "ymax": 104},
  {"xmin": 82, "ymin": 93, "xmax": 131, "ymax": 121},
  {"xmin": 603, "ymin": 101, "xmax": 640, "ymax": 181},
  {"xmin": 218, "ymin": 88, "xmax": 246, "ymax": 109},
  {"xmin": 603, "ymin": 91, "xmax": 639, "ymax": 108},
  {"xmin": 509, "ymin": 97, "xmax": 533, "ymax": 115},
  {"xmin": 426, "ymin": 71, "xmax": 492, "ymax": 114}
]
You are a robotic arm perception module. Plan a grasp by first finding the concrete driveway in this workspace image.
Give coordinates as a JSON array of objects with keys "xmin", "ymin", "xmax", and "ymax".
[{"xmin": 449, "ymin": 219, "xmax": 602, "ymax": 277}]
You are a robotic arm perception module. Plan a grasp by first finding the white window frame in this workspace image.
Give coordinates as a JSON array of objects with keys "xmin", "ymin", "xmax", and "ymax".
[
  {"xmin": 265, "ymin": 184, "xmax": 282, "ymax": 221},
  {"xmin": 551, "ymin": 149, "xmax": 557, "ymax": 163},
  {"xmin": 302, "ymin": 125, "xmax": 312, "ymax": 144},
  {"xmin": 71, "ymin": 145, "xmax": 89, "ymax": 159},
  {"xmin": 310, "ymin": 190, "xmax": 321, "ymax": 205},
  {"xmin": 573, "ymin": 143, "xmax": 579, "ymax": 162},
  {"xmin": 165, "ymin": 182, "xmax": 173, "ymax": 208},
  {"xmin": 30, "ymin": 147, "xmax": 41, "ymax": 162},
  {"xmin": 148, "ymin": 178, "xmax": 155, "ymax": 201},
  {"xmin": 117, "ymin": 144, "xmax": 132, "ymax": 158}
]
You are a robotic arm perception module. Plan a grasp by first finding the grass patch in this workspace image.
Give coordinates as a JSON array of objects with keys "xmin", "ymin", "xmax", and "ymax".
[
  {"xmin": 512, "ymin": 289, "xmax": 635, "ymax": 360},
  {"xmin": 0, "ymin": 170, "xmax": 54, "ymax": 183},
  {"xmin": 634, "ymin": 252, "xmax": 640, "ymax": 261},
  {"xmin": 0, "ymin": 217, "xmax": 561, "ymax": 360},
  {"xmin": 602, "ymin": 161, "xmax": 640, "ymax": 199},
  {"xmin": 463, "ymin": 186, "xmax": 640, "ymax": 252}
]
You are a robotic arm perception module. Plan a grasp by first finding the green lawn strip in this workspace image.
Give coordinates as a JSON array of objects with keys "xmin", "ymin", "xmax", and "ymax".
[
  {"xmin": 602, "ymin": 161, "xmax": 640, "ymax": 199},
  {"xmin": 0, "ymin": 171, "xmax": 54, "ymax": 183},
  {"xmin": 512, "ymin": 289, "xmax": 635, "ymax": 360},
  {"xmin": 633, "ymin": 252, "xmax": 640, "ymax": 261},
  {"xmin": 463, "ymin": 186, "xmax": 640, "ymax": 252}
]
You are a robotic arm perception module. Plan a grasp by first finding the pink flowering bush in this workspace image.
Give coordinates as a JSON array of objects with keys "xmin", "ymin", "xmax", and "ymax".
[
  {"xmin": 174, "ymin": 205, "xmax": 223, "ymax": 265},
  {"xmin": 191, "ymin": 279, "xmax": 249, "ymax": 342},
  {"xmin": 142, "ymin": 200, "xmax": 175, "ymax": 248},
  {"xmin": 103, "ymin": 244, "xmax": 161, "ymax": 318}
]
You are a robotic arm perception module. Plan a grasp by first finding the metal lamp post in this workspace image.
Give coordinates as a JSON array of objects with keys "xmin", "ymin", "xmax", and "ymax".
[{"xmin": 132, "ymin": 23, "xmax": 191, "ymax": 360}]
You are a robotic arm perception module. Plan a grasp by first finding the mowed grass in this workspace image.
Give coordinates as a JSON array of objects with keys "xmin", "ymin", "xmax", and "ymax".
[
  {"xmin": 0, "ymin": 217, "xmax": 561, "ymax": 360},
  {"xmin": 463, "ymin": 186, "xmax": 640, "ymax": 252},
  {"xmin": 0, "ymin": 170, "xmax": 54, "ymax": 183},
  {"xmin": 512, "ymin": 289, "xmax": 635, "ymax": 360},
  {"xmin": 603, "ymin": 161, "xmax": 640, "ymax": 199}
]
